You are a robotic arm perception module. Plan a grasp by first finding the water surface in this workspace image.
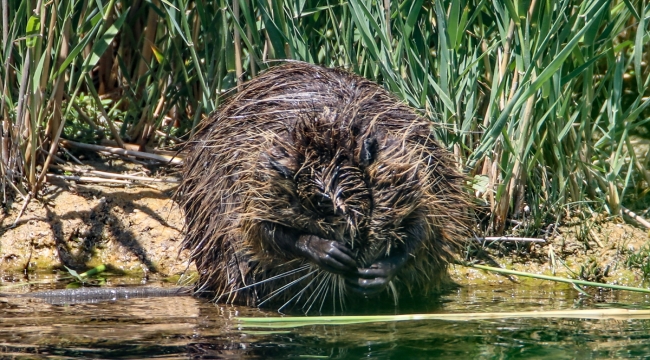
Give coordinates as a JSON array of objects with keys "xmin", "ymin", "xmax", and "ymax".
[{"xmin": 1, "ymin": 281, "xmax": 650, "ymax": 359}]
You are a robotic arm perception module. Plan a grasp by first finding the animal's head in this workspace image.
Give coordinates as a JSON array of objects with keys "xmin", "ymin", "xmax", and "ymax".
[{"xmin": 264, "ymin": 109, "xmax": 379, "ymax": 249}]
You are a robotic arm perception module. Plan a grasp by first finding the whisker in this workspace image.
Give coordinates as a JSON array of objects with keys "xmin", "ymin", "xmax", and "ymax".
[
  {"xmin": 303, "ymin": 271, "xmax": 330, "ymax": 314},
  {"xmin": 278, "ymin": 272, "xmax": 321, "ymax": 312},
  {"xmin": 301, "ymin": 272, "xmax": 326, "ymax": 313},
  {"xmin": 258, "ymin": 269, "xmax": 318, "ymax": 307},
  {"xmin": 332, "ymin": 275, "xmax": 339, "ymax": 314},
  {"xmin": 221, "ymin": 264, "xmax": 311, "ymax": 296},
  {"xmin": 388, "ymin": 281, "xmax": 399, "ymax": 307},
  {"xmin": 318, "ymin": 273, "xmax": 333, "ymax": 313},
  {"xmin": 341, "ymin": 276, "xmax": 348, "ymax": 312}
]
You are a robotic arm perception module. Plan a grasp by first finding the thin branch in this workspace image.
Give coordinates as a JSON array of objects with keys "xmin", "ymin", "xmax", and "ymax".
[
  {"xmin": 621, "ymin": 207, "xmax": 650, "ymax": 230},
  {"xmin": 60, "ymin": 139, "xmax": 183, "ymax": 165},
  {"xmin": 50, "ymin": 164, "xmax": 179, "ymax": 183},
  {"xmin": 46, "ymin": 174, "xmax": 131, "ymax": 184},
  {"xmin": 475, "ymin": 236, "xmax": 546, "ymax": 243}
]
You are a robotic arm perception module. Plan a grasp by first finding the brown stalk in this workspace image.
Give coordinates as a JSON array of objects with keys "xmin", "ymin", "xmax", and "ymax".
[
  {"xmin": 498, "ymin": 20, "xmax": 516, "ymax": 110},
  {"xmin": 49, "ymin": 165, "xmax": 179, "ymax": 183},
  {"xmin": 246, "ymin": 0, "xmax": 256, "ymax": 77},
  {"xmin": 60, "ymin": 139, "xmax": 183, "ymax": 165},
  {"xmin": 47, "ymin": 0, "xmax": 70, "ymax": 144},
  {"xmin": 621, "ymin": 207, "xmax": 650, "ymax": 230},
  {"xmin": 29, "ymin": 0, "xmax": 117, "ymax": 207},
  {"xmin": 128, "ymin": 104, "xmax": 150, "ymax": 141},
  {"xmin": 136, "ymin": 0, "xmax": 159, "ymax": 85},
  {"xmin": 137, "ymin": 88, "xmax": 168, "ymax": 148},
  {"xmin": 27, "ymin": 0, "xmax": 48, "ymax": 188},
  {"xmin": 495, "ymin": 0, "xmax": 541, "ymax": 228},
  {"xmin": 506, "ymin": 85, "xmax": 535, "ymax": 219},
  {"xmin": 480, "ymin": 18, "xmax": 517, "ymax": 233},
  {"xmin": 1, "ymin": 0, "xmax": 7, "ymax": 51},
  {"xmin": 39, "ymin": 1, "xmax": 57, "ymax": 93},
  {"xmin": 46, "ymin": 174, "xmax": 131, "ymax": 184},
  {"xmin": 14, "ymin": 50, "xmax": 30, "ymax": 178},
  {"xmin": 130, "ymin": 0, "xmax": 159, "ymax": 141},
  {"xmin": 234, "ymin": 0, "xmax": 243, "ymax": 89},
  {"xmin": 1, "ymin": 0, "xmax": 11, "ymax": 171}
]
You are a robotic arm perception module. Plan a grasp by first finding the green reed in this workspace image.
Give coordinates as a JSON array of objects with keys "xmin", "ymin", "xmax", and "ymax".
[{"xmin": 1, "ymin": 0, "xmax": 648, "ymax": 234}]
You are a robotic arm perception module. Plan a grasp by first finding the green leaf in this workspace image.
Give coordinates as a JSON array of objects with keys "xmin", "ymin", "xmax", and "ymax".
[
  {"xmin": 403, "ymin": 0, "xmax": 424, "ymax": 39},
  {"xmin": 53, "ymin": 17, "xmax": 103, "ymax": 79},
  {"xmin": 64, "ymin": 266, "xmax": 83, "ymax": 282},
  {"xmin": 151, "ymin": 44, "xmax": 165, "ymax": 64},
  {"xmin": 634, "ymin": 4, "xmax": 645, "ymax": 93},
  {"xmin": 82, "ymin": 9, "xmax": 129, "ymax": 75},
  {"xmin": 32, "ymin": 52, "xmax": 47, "ymax": 94},
  {"xmin": 25, "ymin": 15, "xmax": 41, "ymax": 48}
]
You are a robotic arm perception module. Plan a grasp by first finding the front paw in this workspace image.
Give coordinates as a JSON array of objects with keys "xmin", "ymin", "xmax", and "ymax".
[
  {"xmin": 295, "ymin": 235, "xmax": 357, "ymax": 274},
  {"xmin": 345, "ymin": 253, "xmax": 408, "ymax": 296}
]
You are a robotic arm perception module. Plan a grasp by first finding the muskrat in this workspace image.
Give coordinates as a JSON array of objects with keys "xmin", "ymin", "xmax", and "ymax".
[{"xmin": 178, "ymin": 62, "xmax": 471, "ymax": 311}]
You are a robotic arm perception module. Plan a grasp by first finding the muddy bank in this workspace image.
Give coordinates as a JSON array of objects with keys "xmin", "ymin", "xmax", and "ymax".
[
  {"xmin": 0, "ymin": 178, "xmax": 189, "ymax": 280},
  {"xmin": 1, "ymin": 174, "xmax": 648, "ymax": 290}
]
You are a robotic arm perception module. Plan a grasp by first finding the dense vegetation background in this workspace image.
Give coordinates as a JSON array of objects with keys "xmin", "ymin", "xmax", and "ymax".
[{"xmin": 1, "ymin": 0, "xmax": 649, "ymax": 234}]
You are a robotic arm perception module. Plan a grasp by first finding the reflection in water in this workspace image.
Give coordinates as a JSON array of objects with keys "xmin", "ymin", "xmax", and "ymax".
[{"xmin": 1, "ymin": 283, "xmax": 650, "ymax": 358}]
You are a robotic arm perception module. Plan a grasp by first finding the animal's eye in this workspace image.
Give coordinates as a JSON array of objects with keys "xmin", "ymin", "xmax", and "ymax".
[
  {"xmin": 306, "ymin": 192, "xmax": 334, "ymax": 216},
  {"xmin": 359, "ymin": 137, "xmax": 378, "ymax": 167}
]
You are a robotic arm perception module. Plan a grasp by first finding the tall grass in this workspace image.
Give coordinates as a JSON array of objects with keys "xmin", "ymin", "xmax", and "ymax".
[{"xmin": 1, "ymin": 0, "xmax": 648, "ymax": 234}]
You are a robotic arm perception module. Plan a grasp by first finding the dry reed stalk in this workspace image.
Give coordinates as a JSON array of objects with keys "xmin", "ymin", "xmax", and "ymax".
[
  {"xmin": 48, "ymin": 12, "xmax": 71, "ymax": 142},
  {"xmin": 475, "ymin": 237, "xmax": 546, "ymax": 243},
  {"xmin": 46, "ymin": 174, "xmax": 131, "ymax": 184},
  {"xmin": 621, "ymin": 207, "xmax": 650, "ymax": 230},
  {"xmin": 100, "ymin": 139, "xmax": 182, "ymax": 156},
  {"xmin": 50, "ymin": 164, "xmax": 179, "ymax": 183},
  {"xmin": 234, "ymin": 0, "xmax": 243, "ymax": 89},
  {"xmin": 60, "ymin": 139, "xmax": 182, "ymax": 165}
]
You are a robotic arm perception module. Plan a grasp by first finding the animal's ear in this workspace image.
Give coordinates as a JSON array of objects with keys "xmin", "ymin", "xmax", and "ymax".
[
  {"xmin": 269, "ymin": 158, "xmax": 295, "ymax": 179},
  {"xmin": 265, "ymin": 146, "xmax": 297, "ymax": 179},
  {"xmin": 359, "ymin": 137, "xmax": 378, "ymax": 167}
]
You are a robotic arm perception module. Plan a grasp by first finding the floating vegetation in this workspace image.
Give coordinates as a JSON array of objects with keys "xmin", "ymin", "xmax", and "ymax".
[{"xmin": 237, "ymin": 308, "xmax": 650, "ymax": 329}]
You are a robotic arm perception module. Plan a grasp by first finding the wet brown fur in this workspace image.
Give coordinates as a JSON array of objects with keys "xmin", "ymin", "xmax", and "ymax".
[{"xmin": 178, "ymin": 62, "xmax": 472, "ymax": 310}]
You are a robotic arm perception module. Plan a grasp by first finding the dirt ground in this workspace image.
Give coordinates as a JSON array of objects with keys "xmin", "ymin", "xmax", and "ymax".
[
  {"xmin": 0, "ymin": 163, "xmax": 189, "ymax": 282},
  {"xmin": 1, "ymin": 159, "xmax": 649, "ymax": 290},
  {"xmin": 452, "ymin": 216, "xmax": 650, "ymax": 289}
]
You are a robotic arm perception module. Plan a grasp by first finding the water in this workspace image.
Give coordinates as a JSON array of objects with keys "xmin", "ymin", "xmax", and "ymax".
[{"xmin": 2, "ymin": 282, "xmax": 650, "ymax": 359}]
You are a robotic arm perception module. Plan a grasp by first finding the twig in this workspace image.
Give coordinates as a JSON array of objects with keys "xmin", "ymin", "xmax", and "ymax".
[
  {"xmin": 155, "ymin": 129, "xmax": 182, "ymax": 144},
  {"xmin": 50, "ymin": 164, "xmax": 179, "ymax": 183},
  {"xmin": 100, "ymin": 139, "xmax": 181, "ymax": 157},
  {"xmin": 2, "ymin": 172, "xmax": 27, "ymax": 200},
  {"xmin": 70, "ymin": 100, "xmax": 98, "ymax": 129},
  {"xmin": 589, "ymin": 229, "xmax": 604, "ymax": 248},
  {"xmin": 60, "ymin": 139, "xmax": 182, "ymax": 165},
  {"xmin": 621, "ymin": 207, "xmax": 650, "ymax": 230},
  {"xmin": 12, "ymin": 192, "xmax": 32, "ymax": 227},
  {"xmin": 46, "ymin": 174, "xmax": 131, "ymax": 184},
  {"xmin": 58, "ymin": 146, "xmax": 83, "ymax": 165},
  {"xmin": 475, "ymin": 236, "xmax": 546, "ymax": 243}
]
